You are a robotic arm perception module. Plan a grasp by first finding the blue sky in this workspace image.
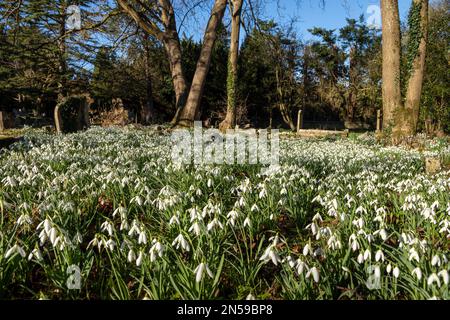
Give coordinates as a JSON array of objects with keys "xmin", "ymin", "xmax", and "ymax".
[
  {"xmin": 182, "ymin": 0, "xmax": 412, "ymax": 42},
  {"xmin": 262, "ymin": 0, "xmax": 411, "ymax": 40}
]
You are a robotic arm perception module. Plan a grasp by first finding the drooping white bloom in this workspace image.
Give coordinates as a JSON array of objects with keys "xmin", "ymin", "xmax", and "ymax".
[
  {"xmin": 28, "ymin": 248, "xmax": 43, "ymax": 261},
  {"xmin": 149, "ymin": 240, "xmax": 164, "ymax": 262},
  {"xmin": 306, "ymin": 267, "xmax": 320, "ymax": 283},
  {"xmin": 136, "ymin": 251, "xmax": 144, "ymax": 267},
  {"xmin": 386, "ymin": 264, "xmax": 392, "ymax": 274},
  {"xmin": 284, "ymin": 256, "xmax": 296, "ymax": 268},
  {"xmin": 172, "ymin": 234, "xmax": 190, "ymax": 252},
  {"xmin": 104, "ymin": 239, "xmax": 115, "ymax": 251},
  {"xmin": 357, "ymin": 253, "xmax": 364, "ymax": 264},
  {"xmin": 189, "ymin": 221, "xmax": 201, "ymax": 236},
  {"xmin": 259, "ymin": 245, "xmax": 281, "ymax": 266},
  {"xmin": 411, "ymin": 268, "xmax": 422, "ymax": 281},
  {"xmin": 16, "ymin": 214, "xmax": 33, "ymax": 226},
  {"xmin": 431, "ymin": 255, "xmax": 441, "ymax": 267},
  {"xmin": 427, "ymin": 273, "xmax": 441, "ymax": 287},
  {"xmin": 194, "ymin": 262, "xmax": 214, "ymax": 283},
  {"xmin": 363, "ymin": 249, "xmax": 371, "ymax": 261},
  {"xmin": 138, "ymin": 231, "xmax": 147, "ymax": 245},
  {"xmin": 243, "ymin": 217, "xmax": 252, "ymax": 228},
  {"xmin": 101, "ymin": 221, "xmax": 114, "ymax": 237},
  {"xmin": 5, "ymin": 244, "xmax": 26, "ymax": 259},
  {"xmin": 169, "ymin": 215, "xmax": 180, "ymax": 226},
  {"xmin": 127, "ymin": 249, "xmax": 136, "ymax": 263},
  {"xmin": 246, "ymin": 293, "xmax": 256, "ymax": 300},
  {"xmin": 393, "ymin": 267, "xmax": 400, "ymax": 279},
  {"xmin": 296, "ymin": 259, "xmax": 307, "ymax": 275},
  {"xmin": 438, "ymin": 270, "xmax": 448, "ymax": 285},
  {"xmin": 375, "ymin": 250, "xmax": 385, "ymax": 262},
  {"xmin": 408, "ymin": 248, "xmax": 420, "ymax": 263}
]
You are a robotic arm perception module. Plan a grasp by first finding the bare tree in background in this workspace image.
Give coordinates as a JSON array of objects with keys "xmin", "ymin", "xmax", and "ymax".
[
  {"xmin": 219, "ymin": 0, "xmax": 243, "ymax": 131},
  {"xmin": 117, "ymin": 0, "xmax": 227, "ymax": 127}
]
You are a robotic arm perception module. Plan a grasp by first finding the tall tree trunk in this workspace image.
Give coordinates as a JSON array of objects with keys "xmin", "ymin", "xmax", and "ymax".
[
  {"xmin": 143, "ymin": 34, "xmax": 155, "ymax": 124},
  {"xmin": 176, "ymin": 0, "xmax": 228, "ymax": 127},
  {"xmin": 396, "ymin": 0, "xmax": 429, "ymax": 136},
  {"xmin": 220, "ymin": 0, "xmax": 243, "ymax": 132},
  {"xmin": 347, "ymin": 47, "xmax": 358, "ymax": 122},
  {"xmin": 380, "ymin": 0, "xmax": 402, "ymax": 130},
  {"xmin": 55, "ymin": 1, "xmax": 67, "ymax": 133}
]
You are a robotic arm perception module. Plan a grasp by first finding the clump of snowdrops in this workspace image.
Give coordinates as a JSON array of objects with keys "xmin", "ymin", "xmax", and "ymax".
[{"xmin": 0, "ymin": 127, "xmax": 448, "ymax": 300}]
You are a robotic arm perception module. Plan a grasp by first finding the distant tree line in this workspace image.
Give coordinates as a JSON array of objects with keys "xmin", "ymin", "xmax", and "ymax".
[{"xmin": 0, "ymin": 0, "xmax": 448, "ymax": 134}]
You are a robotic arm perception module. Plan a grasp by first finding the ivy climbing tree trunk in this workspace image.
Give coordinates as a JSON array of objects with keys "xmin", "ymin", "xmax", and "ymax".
[
  {"xmin": 220, "ymin": 0, "xmax": 243, "ymax": 132},
  {"xmin": 381, "ymin": 0, "xmax": 402, "ymax": 130},
  {"xmin": 176, "ymin": 0, "xmax": 228, "ymax": 127},
  {"xmin": 380, "ymin": 0, "xmax": 429, "ymax": 140},
  {"xmin": 396, "ymin": 0, "xmax": 429, "ymax": 136}
]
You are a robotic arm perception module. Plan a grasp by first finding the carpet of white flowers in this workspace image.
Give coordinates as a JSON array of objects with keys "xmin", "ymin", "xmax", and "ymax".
[{"xmin": 0, "ymin": 127, "xmax": 449, "ymax": 300}]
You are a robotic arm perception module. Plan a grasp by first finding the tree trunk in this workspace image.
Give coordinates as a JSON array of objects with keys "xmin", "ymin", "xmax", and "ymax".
[
  {"xmin": 220, "ymin": 0, "xmax": 243, "ymax": 132},
  {"xmin": 55, "ymin": 1, "xmax": 67, "ymax": 132},
  {"xmin": 54, "ymin": 104, "xmax": 63, "ymax": 134},
  {"xmin": 347, "ymin": 47, "xmax": 358, "ymax": 122},
  {"xmin": 381, "ymin": 0, "xmax": 402, "ymax": 130},
  {"xmin": 143, "ymin": 34, "xmax": 155, "ymax": 124},
  {"xmin": 397, "ymin": 0, "xmax": 429, "ymax": 136},
  {"xmin": 176, "ymin": 0, "xmax": 228, "ymax": 127}
]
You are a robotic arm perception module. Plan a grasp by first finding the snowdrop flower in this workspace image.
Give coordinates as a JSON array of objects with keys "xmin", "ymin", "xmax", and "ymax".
[
  {"xmin": 207, "ymin": 218, "xmax": 223, "ymax": 232},
  {"xmin": 259, "ymin": 245, "xmax": 281, "ymax": 266},
  {"xmin": 296, "ymin": 259, "xmax": 307, "ymax": 275},
  {"xmin": 393, "ymin": 267, "xmax": 400, "ymax": 279},
  {"xmin": 411, "ymin": 267, "xmax": 422, "ymax": 281},
  {"xmin": 259, "ymin": 188, "xmax": 267, "ymax": 199},
  {"xmin": 284, "ymin": 256, "xmax": 296, "ymax": 268},
  {"xmin": 112, "ymin": 206, "xmax": 127, "ymax": 218},
  {"xmin": 16, "ymin": 214, "xmax": 33, "ymax": 226},
  {"xmin": 127, "ymin": 249, "xmax": 136, "ymax": 263},
  {"xmin": 138, "ymin": 231, "xmax": 147, "ymax": 245},
  {"xmin": 39, "ymin": 229, "xmax": 47, "ymax": 245},
  {"xmin": 363, "ymin": 249, "xmax": 371, "ymax": 261},
  {"xmin": 431, "ymin": 255, "xmax": 441, "ymax": 267},
  {"xmin": 306, "ymin": 267, "xmax": 320, "ymax": 283},
  {"xmin": 243, "ymin": 216, "xmax": 251, "ymax": 228},
  {"xmin": 149, "ymin": 240, "xmax": 164, "ymax": 262},
  {"xmin": 101, "ymin": 221, "xmax": 114, "ymax": 236},
  {"xmin": 128, "ymin": 221, "xmax": 140, "ymax": 237},
  {"xmin": 102, "ymin": 239, "xmax": 114, "ymax": 251},
  {"xmin": 49, "ymin": 227, "xmax": 58, "ymax": 245},
  {"xmin": 226, "ymin": 210, "xmax": 239, "ymax": 226},
  {"xmin": 375, "ymin": 250, "xmax": 385, "ymax": 262},
  {"xmin": 374, "ymin": 265, "xmax": 381, "ymax": 280},
  {"xmin": 246, "ymin": 293, "xmax": 256, "ymax": 300},
  {"xmin": 408, "ymin": 248, "xmax": 420, "ymax": 263},
  {"xmin": 357, "ymin": 253, "xmax": 364, "ymax": 264},
  {"xmin": 136, "ymin": 251, "xmax": 144, "ymax": 267},
  {"xmin": 5, "ymin": 244, "xmax": 26, "ymax": 259},
  {"xmin": 189, "ymin": 221, "xmax": 201, "ymax": 236},
  {"xmin": 438, "ymin": 270, "xmax": 448, "ymax": 285},
  {"xmin": 386, "ymin": 264, "xmax": 392, "ymax": 274},
  {"xmin": 349, "ymin": 234, "xmax": 359, "ymax": 252},
  {"xmin": 169, "ymin": 215, "xmax": 180, "ymax": 226},
  {"xmin": 194, "ymin": 262, "xmax": 214, "ymax": 283},
  {"xmin": 251, "ymin": 204, "xmax": 259, "ymax": 212},
  {"xmin": 172, "ymin": 234, "xmax": 190, "ymax": 252},
  {"xmin": 427, "ymin": 273, "xmax": 441, "ymax": 287},
  {"xmin": 28, "ymin": 248, "xmax": 43, "ymax": 261}
]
